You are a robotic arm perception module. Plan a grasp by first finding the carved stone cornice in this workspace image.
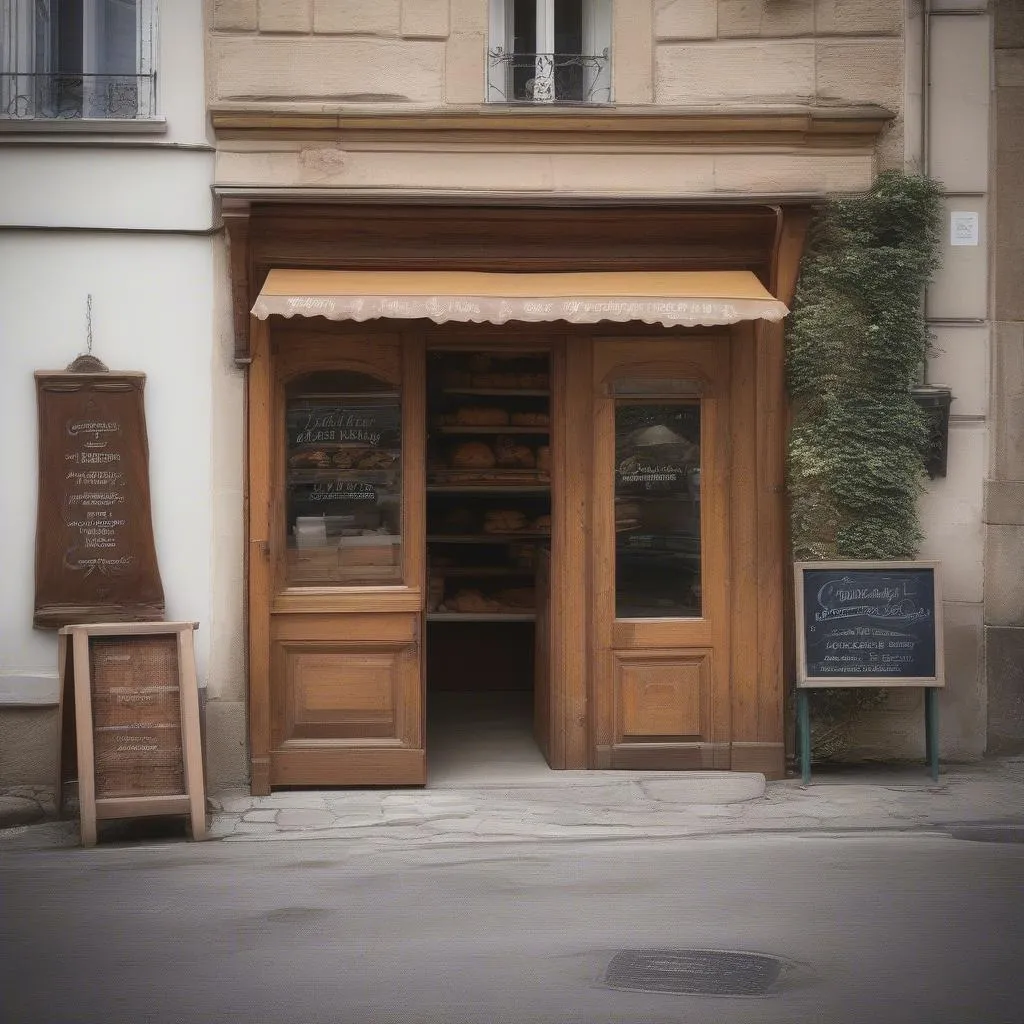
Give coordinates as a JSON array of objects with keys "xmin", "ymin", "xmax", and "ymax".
[{"xmin": 209, "ymin": 104, "xmax": 894, "ymax": 151}]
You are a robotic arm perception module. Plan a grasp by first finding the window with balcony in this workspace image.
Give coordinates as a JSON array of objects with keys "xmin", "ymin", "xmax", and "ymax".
[
  {"xmin": 487, "ymin": 0, "xmax": 611, "ymax": 105},
  {"xmin": 1, "ymin": 0, "xmax": 156, "ymax": 121}
]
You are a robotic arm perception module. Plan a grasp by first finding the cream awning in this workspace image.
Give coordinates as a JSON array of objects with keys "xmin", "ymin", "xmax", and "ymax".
[{"xmin": 251, "ymin": 269, "xmax": 788, "ymax": 328}]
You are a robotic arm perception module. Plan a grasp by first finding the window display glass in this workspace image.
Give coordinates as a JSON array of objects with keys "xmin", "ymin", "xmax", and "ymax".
[
  {"xmin": 614, "ymin": 401, "xmax": 701, "ymax": 617},
  {"xmin": 284, "ymin": 371, "xmax": 402, "ymax": 586}
]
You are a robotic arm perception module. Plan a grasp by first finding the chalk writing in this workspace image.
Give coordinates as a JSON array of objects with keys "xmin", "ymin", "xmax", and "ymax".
[{"xmin": 800, "ymin": 566, "xmax": 938, "ymax": 681}]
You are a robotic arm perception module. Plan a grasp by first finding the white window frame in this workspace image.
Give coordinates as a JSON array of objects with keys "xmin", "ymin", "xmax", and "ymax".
[
  {"xmin": 487, "ymin": 0, "xmax": 612, "ymax": 106},
  {"xmin": 1, "ymin": 0, "xmax": 157, "ymax": 121}
]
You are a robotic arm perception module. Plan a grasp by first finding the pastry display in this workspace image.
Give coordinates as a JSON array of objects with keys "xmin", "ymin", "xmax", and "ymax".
[
  {"xmin": 484, "ymin": 509, "xmax": 528, "ymax": 533},
  {"xmin": 494, "ymin": 587, "xmax": 535, "ymax": 609},
  {"xmin": 426, "ymin": 350, "xmax": 551, "ymax": 618},
  {"xmin": 494, "ymin": 437, "xmax": 535, "ymax": 468},
  {"xmin": 454, "ymin": 407, "xmax": 509, "ymax": 426},
  {"xmin": 510, "ymin": 411, "xmax": 549, "ymax": 426},
  {"xmin": 447, "ymin": 589, "xmax": 503, "ymax": 613},
  {"xmin": 356, "ymin": 449, "xmax": 397, "ymax": 469},
  {"xmin": 289, "ymin": 450, "xmax": 331, "ymax": 468},
  {"xmin": 451, "ymin": 441, "xmax": 497, "ymax": 469}
]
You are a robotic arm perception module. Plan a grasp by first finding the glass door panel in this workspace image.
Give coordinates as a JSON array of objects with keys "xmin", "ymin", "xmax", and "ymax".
[
  {"xmin": 614, "ymin": 401, "xmax": 701, "ymax": 618},
  {"xmin": 284, "ymin": 371, "xmax": 402, "ymax": 586}
]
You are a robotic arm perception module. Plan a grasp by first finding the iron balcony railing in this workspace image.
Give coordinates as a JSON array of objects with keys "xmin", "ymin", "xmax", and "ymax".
[
  {"xmin": 487, "ymin": 50, "xmax": 611, "ymax": 105},
  {"xmin": 1, "ymin": 73, "xmax": 156, "ymax": 120}
]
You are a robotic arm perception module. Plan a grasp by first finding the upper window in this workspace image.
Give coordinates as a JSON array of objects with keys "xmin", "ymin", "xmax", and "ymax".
[
  {"xmin": 487, "ymin": 0, "xmax": 611, "ymax": 105},
  {"xmin": 1, "ymin": 0, "xmax": 156, "ymax": 121}
]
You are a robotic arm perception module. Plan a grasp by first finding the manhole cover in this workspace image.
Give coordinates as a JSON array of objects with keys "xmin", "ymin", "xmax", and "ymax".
[{"xmin": 604, "ymin": 948, "xmax": 784, "ymax": 996}]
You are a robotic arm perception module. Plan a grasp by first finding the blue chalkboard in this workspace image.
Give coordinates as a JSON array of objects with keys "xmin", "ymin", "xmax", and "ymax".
[{"xmin": 798, "ymin": 563, "xmax": 940, "ymax": 684}]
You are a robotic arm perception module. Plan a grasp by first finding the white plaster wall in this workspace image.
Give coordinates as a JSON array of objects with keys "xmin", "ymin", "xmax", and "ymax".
[
  {"xmin": 0, "ymin": 1, "xmax": 212, "ymax": 231},
  {"xmin": 0, "ymin": 233, "xmax": 218, "ymax": 702}
]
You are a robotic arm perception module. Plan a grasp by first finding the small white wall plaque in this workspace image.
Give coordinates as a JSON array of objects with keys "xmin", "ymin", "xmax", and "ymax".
[{"xmin": 950, "ymin": 211, "xmax": 980, "ymax": 246}]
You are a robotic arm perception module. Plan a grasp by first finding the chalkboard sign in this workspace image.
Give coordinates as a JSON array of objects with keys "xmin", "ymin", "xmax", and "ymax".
[{"xmin": 795, "ymin": 561, "xmax": 944, "ymax": 687}]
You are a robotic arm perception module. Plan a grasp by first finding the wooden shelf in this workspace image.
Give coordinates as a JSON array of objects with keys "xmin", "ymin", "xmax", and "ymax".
[
  {"xmin": 425, "ymin": 483, "xmax": 548, "ymax": 491},
  {"xmin": 427, "ymin": 612, "xmax": 536, "ymax": 622},
  {"xmin": 442, "ymin": 388, "xmax": 549, "ymax": 397},
  {"xmin": 434, "ymin": 425, "xmax": 549, "ymax": 435},
  {"xmin": 288, "ymin": 469, "xmax": 400, "ymax": 481},
  {"xmin": 427, "ymin": 533, "xmax": 550, "ymax": 543},
  {"xmin": 428, "ymin": 474, "xmax": 550, "ymax": 486},
  {"xmin": 430, "ymin": 566, "xmax": 534, "ymax": 577}
]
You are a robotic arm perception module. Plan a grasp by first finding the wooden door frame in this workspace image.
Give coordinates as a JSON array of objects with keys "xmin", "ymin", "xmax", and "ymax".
[
  {"xmin": 247, "ymin": 319, "xmax": 428, "ymax": 793},
  {"xmin": 419, "ymin": 330, "xmax": 585, "ymax": 769},
  {"xmin": 589, "ymin": 335, "xmax": 734, "ymax": 770},
  {"xmin": 239, "ymin": 205, "xmax": 812, "ymax": 789}
]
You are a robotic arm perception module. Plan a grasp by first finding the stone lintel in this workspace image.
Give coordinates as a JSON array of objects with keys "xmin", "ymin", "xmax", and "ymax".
[{"xmin": 208, "ymin": 104, "xmax": 894, "ymax": 150}]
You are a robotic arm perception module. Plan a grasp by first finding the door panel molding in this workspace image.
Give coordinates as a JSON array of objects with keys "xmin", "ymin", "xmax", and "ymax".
[{"xmin": 614, "ymin": 648, "xmax": 713, "ymax": 744}]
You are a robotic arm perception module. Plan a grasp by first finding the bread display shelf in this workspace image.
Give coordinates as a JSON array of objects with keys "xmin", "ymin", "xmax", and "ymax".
[
  {"xmin": 435, "ymin": 425, "xmax": 550, "ymax": 435},
  {"xmin": 427, "ymin": 612, "xmax": 536, "ymax": 622},
  {"xmin": 434, "ymin": 566, "xmax": 534, "ymax": 577},
  {"xmin": 427, "ymin": 533, "xmax": 550, "ymax": 543},
  {"xmin": 428, "ymin": 485, "xmax": 550, "ymax": 494},
  {"xmin": 443, "ymin": 388, "xmax": 549, "ymax": 397},
  {"xmin": 288, "ymin": 468, "xmax": 400, "ymax": 481},
  {"xmin": 429, "ymin": 471, "xmax": 549, "ymax": 484}
]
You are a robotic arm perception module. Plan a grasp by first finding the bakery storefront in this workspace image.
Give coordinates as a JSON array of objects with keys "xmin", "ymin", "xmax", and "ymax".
[{"xmin": 226, "ymin": 202, "xmax": 810, "ymax": 793}]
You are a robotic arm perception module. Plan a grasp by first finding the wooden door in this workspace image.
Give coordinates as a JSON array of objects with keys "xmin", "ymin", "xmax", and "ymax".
[
  {"xmin": 248, "ymin": 325, "xmax": 426, "ymax": 793},
  {"xmin": 592, "ymin": 338, "xmax": 734, "ymax": 769}
]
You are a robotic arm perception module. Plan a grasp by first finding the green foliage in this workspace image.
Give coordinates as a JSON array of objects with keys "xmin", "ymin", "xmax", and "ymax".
[{"xmin": 786, "ymin": 170, "xmax": 944, "ymax": 756}]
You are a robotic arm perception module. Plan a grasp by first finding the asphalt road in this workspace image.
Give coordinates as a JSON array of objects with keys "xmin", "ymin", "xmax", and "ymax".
[{"xmin": 2, "ymin": 831, "xmax": 1022, "ymax": 1024}]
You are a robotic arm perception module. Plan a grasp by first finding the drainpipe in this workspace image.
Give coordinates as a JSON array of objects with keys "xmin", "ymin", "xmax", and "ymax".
[{"xmin": 922, "ymin": 0, "xmax": 932, "ymax": 177}]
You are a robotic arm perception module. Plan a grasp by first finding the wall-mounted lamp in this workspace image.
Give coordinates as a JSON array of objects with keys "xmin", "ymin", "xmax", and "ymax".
[{"xmin": 911, "ymin": 384, "xmax": 954, "ymax": 479}]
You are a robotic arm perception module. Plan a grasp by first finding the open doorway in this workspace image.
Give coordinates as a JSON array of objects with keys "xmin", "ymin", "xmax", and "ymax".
[{"xmin": 424, "ymin": 347, "xmax": 553, "ymax": 784}]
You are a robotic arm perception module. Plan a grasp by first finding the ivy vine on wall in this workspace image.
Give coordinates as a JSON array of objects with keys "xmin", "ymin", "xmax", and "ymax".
[{"xmin": 786, "ymin": 170, "xmax": 944, "ymax": 757}]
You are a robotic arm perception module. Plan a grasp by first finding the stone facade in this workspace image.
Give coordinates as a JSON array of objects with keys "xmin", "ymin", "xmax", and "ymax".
[
  {"xmin": 193, "ymin": 0, "xmax": 1011, "ymax": 787},
  {"xmin": 987, "ymin": 0, "xmax": 1024, "ymax": 754},
  {"xmin": 208, "ymin": 0, "xmax": 905, "ymax": 196}
]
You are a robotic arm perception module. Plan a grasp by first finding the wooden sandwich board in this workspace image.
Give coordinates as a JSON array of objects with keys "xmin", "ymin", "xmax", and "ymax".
[{"xmin": 56, "ymin": 621, "xmax": 206, "ymax": 847}]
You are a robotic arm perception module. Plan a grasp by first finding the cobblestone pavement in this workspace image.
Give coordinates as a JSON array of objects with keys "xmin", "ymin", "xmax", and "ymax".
[{"xmin": 3, "ymin": 758, "xmax": 1023, "ymax": 851}]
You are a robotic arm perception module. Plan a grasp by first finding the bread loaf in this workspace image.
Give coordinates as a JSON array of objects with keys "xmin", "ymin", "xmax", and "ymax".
[
  {"xmin": 532, "ymin": 514, "xmax": 551, "ymax": 533},
  {"xmin": 494, "ymin": 436, "xmax": 535, "ymax": 468},
  {"xmin": 495, "ymin": 587, "xmax": 535, "ymax": 609},
  {"xmin": 454, "ymin": 407, "xmax": 508, "ymax": 426},
  {"xmin": 483, "ymin": 509, "xmax": 527, "ymax": 533},
  {"xmin": 510, "ymin": 411, "xmax": 549, "ymax": 426},
  {"xmin": 449, "ymin": 589, "xmax": 503, "ymax": 613},
  {"xmin": 451, "ymin": 442, "xmax": 496, "ymax": 469},
  {"xmin": 357, "ymin": 450, "xmax": 396, "ymax": 469},
  {"xmin": 289, "ymin": 450, "xmax": 330, "ymax": 468},
  {"xmin": 535, "ymin": 446, "xmax": 551, "ymax": 473}
]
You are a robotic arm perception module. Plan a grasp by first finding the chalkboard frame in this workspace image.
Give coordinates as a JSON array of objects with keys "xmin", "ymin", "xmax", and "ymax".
[{"xmin": 794, "ymin": 560, "xmax": 945, "ymax": 688}]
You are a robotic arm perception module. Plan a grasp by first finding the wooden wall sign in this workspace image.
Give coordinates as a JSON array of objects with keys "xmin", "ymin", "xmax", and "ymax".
[
  {"xmin": 795, "ymin": 560, "xmax": 944, "ymax": 688},
  {"xmin": 34, "ymin": 371, "xmax": 164, "ymax": 628},
  {"xmin": 56, "ymin": 621, "xmax": 206, "ymax": 847}
]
